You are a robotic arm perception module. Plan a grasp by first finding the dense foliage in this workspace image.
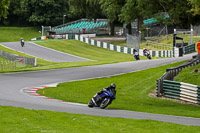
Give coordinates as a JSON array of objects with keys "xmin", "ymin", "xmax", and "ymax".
[
  {"xmin": 0, "ymin": 0, "xmax": 200, "ymax": 28},
  {"xmin": 0, "ymin": 0, "xmax": 10, "ymax": 19}
]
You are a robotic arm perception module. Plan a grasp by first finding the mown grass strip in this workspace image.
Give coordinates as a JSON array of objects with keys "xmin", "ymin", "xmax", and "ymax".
[
  {"xmin": 36, "ymin": 40, "xmax": 147, "ymax": 62},
  {"xmin": 0, "ymin": 106, "xmax": 200, "ymax": 133},
  {"xmin": 38, "ymin": 61, "xmax": 200, "ymax": 118}
]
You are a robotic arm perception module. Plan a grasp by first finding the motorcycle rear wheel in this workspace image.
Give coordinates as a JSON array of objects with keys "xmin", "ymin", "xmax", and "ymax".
[{"xmin": 100, "ymin": 97, "xmax": 111, "ymax": 109}]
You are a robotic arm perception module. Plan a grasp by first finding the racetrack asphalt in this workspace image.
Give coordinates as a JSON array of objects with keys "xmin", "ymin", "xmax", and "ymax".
[
  {"xmin": 0, "ymin": 42, "xmax": 91, "ymax": 62},
  {"xmin": 0, "ymin": 44, "xmax": 199, "ymax": 126}
]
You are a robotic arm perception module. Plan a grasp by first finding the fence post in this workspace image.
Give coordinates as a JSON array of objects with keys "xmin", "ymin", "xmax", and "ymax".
[
  {"xmin": 14, "ymin": 61, "xmax": 16, "ymax": 70},
  {"xmin": 34, "ymin": 58, "xmax": 37, "ymax": 66},
  {"xmin": 1, "ymin": 61, "xmax": 3, "ymax": 72},
  {"xmin": 157, "ymin": 79, "xmax": 161, "ymax": 97}
]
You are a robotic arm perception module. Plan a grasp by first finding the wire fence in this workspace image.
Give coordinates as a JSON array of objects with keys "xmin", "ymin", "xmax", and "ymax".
[
  {"xmin": 194, "ymin": 26, "xmax": 200, "ymax": 36},
  {"xmin": 0, "ymin": 61, "xmax": 16, "ymax": 72},
  {"xmin": 146, "ymin": 40, "xmax": 173, "ymax": 50},
  {"xmin": 126, "ymin": 33, "xmax": 141, "ymax": 49},
  {"xmin": 0, "ymin": 50, "xmax": 36, "ymax": 66}
]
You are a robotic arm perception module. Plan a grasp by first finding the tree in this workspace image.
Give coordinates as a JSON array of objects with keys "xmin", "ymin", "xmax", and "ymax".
[
  {"xmin": 0, "ymin": 0, "xmax": 10, "ymax": 19},
  {"xmin": 119, "ymin": 0, "xmax": 143, "ymax": 34},
  {"xmin": 68, "ymin": 0, "xmax": 103, "ymax": 20},
  {"xmin": 100, "ymin": 0, "xmax": 125, "ymax": 35},
  {"xmin": 2, "ymin": 0, "xmax": 69, "ymax": 26},
  {"xmin": 21, "ymin": 0, "xmax": 69, "ymax": 25},
  {"xmin": 189, "ymin": 0, "xmax": 200, "ymax": 15}
]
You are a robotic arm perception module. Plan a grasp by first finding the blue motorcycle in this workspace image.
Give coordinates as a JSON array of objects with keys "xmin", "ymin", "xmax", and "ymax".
[{"xmin": 88, "ymin": 89, "xmax": 116, "ymax": 109}]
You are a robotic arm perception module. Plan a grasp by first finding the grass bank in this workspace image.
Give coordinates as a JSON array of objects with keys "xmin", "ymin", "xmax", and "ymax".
[
  {"xmin": 0, "ymin": 27, "xmax": 41, "ymax": 42},
  {"xmin": 0, "ymin": 106, "xmax": 200, "ymax": 133},
  {"xmin": 36, "ymin": 40, "xmax": 142, "ymax": 62},
  {"xmin": 0, "ymin": 40, "xmax": 149, "ymax": 72},
  {"xmin": 20, "ymin": 40, "xmax": 148, "ymax": 71},
  {"xmin": 174, "ymin": 63, "xmax": 200, "ymax": 86},
  {"xmin": 38, "ymin": 61, "xmax": 200, "ymax": 118}
]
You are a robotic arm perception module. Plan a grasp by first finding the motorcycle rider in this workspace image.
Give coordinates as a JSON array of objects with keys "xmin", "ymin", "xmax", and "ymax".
[
  {"xmin": 143, "ymin": 48, "xmax": 151, "ymax": 59},
  {"xmin": 88, "ymin": 83, "xmax": 117, "ymax": 108},
  {"xmin": 143, "ymin": 48, "xmax": 148, "ymax": 56},
  {"xmin": 98, "ymin": 83, "xmax": 116, "ymax": 96},
  {"xmin": 133, "ymin": 49, "xmax": 140, "ymax": 60},
  {"xmin": 20, "ymin": 37, "xmax": 25, "ymax": 47}
]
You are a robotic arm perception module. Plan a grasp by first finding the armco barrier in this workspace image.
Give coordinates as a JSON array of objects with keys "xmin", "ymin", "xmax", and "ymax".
[
  {"xmin": 163, "ymin": 80, "xmax": 200, "ymax": 104},
  {"xmin": 157, "ymin": 55, "xmax": 200, "ymax": 104},
  {"xmin": 0, "ymin": 50, "xmax": 37, "ymax": 66},
  {"xmin": 183, "ymin": 43, "xmax": 196, "ymax": 54}
]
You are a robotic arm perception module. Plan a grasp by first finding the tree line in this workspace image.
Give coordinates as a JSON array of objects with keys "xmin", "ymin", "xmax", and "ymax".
[{"xmin": 0, "ymin": 0, "xmax": 200, "ymax": 35}]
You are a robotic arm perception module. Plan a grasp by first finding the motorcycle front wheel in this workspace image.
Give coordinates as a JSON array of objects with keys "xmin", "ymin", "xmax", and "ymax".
[
  {"xmin": 88, "ymin": 99, "xmax": 94, "ymax": 108},
  {"xmin": 100, "ymin": 97, "xmax": 111, "ymax": 109}
]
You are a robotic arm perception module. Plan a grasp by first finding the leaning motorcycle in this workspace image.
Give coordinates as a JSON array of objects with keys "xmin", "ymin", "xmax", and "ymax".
[
  {"xmin": 88, "ymin": 89, "xmax": 116, "ymax": 109},
  {"xmin": 133, "ymin": 51, "xmax": 140, "ymax": 60},
  {"xmin": 134, "ymin": 54, "xmax": 140, "ymax": 60},
  {"xmin": 21, "ymin": 42, "xmax": 24, "ymax": 47},
  {"xmin": 143, "ymin": 50, "xmax": 151, "ymax": 60},
  {"xmin": 146, "ymin": 50, "xmax": 151, "ymax": 60}
]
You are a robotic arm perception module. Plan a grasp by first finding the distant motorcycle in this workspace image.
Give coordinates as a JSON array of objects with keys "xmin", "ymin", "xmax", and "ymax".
[
  {"xmin": 133, "ymin": 49, "xmax": 140, "ymax": 60},
  {"xmin": 21, "ymin": 42, "xmax": 24, "ymax": 47},
  {"xmin": 143, "ymin": 49, "xmax": 151, "ymax": 60},
  {"xmin": 88, "ymin": 89, "xmax": 116, "ymax": 109},
  {"xmin": 20, "ymin": 38, "xmax": 25, "ymax": 47}
]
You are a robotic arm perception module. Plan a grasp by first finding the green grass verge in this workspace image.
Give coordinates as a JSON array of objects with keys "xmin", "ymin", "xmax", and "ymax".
[
  {"xmin": 174, "ymin": 63, "xmax": 200, "ymax": 86},
  {"xmin": 38, "ymin": 61, "xmax": 200, "ymax": 118},
  {"xmin": 36, "ymin": 40, "xmax": 141, "ymax": 62},
  {"xmin": 107, "ymin": 40, "xmax": 126, "ymax": 47},
  {"xmin": 22, "ymin": 39, "xmax": 149, "ymax": 71},
  {"xmin": 1, "ymin": 106, "xmax": 200, "ymax": 133},
  {"xmin": 1, "ymin": 39, "xmax": 151, "ymax": 72},
  {"xmin": 0, "ymin": 27, "xmax": 41, "ymax": 42}
]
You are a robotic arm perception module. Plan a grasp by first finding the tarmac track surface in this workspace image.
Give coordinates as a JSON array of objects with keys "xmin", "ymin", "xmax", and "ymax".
[
  {"xmin": 0, "ymin": 42, "xmax": 91, "ymax": 62},
  {"xmin": 0, "ymin": 43, "xmax": 200, "ymax": 126}
]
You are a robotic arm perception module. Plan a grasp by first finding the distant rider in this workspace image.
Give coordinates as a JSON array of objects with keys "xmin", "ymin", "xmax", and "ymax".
[
  {"xmin": 143, "ymin": 48, "xmax": 148, "ymax": 56},
  {"xmin": 133, "ymin": 49, "xmax": 139, "ymax": 55},
  {"xmin": 21, "ymin": 37, "xmax": 25, "ymax": 47},
  {"xmin": 133, "ymin": 49, "xmax": 140, "ymax": 60}
]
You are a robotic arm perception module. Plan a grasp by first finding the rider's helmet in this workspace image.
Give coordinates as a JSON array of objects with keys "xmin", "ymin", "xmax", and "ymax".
[{"xmin": 110, "ymin": 83, "xmax": 116, "ymax": 89}]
